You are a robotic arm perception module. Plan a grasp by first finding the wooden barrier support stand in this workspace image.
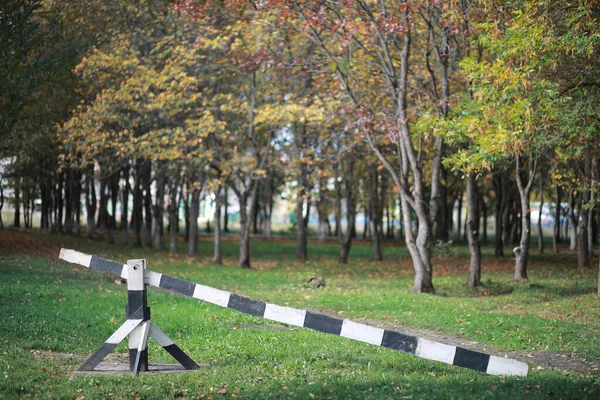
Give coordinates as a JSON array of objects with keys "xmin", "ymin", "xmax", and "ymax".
[{"xmin": 77, "ymin": 258, "xmax": 198, "ymax": 374}]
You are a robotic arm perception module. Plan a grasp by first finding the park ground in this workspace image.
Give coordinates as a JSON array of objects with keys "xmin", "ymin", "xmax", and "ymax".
[{"xmin": 1, "ymin": 229, "xmax": 599, "ymax": 399}]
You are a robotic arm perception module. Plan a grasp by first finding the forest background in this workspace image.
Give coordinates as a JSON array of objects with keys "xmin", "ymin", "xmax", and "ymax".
[{"xmin": 1, "ymin": 0, "xmax": 600, "ymax": 294}]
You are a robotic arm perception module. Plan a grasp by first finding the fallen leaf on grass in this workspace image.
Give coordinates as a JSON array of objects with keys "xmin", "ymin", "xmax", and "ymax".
[{"xmin": 217, "ymin": 385, "xmax": 228, "ymax": 394}]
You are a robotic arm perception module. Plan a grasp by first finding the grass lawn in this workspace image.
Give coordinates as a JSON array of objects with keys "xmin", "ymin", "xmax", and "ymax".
[{"xmin": 1, "ymin": 229, "xmax": 599, "ymax": 399}]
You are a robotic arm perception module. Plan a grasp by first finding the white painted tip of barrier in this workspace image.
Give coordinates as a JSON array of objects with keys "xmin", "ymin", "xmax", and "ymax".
[
  {"xmin": 340, "ymin": 320, "xmax": 385, "ymax": 346},
  {"xmin": 59, "ymin": 248, "xmax": 92, "ymax": 268},
  {"xmin": 416, "ymin": 338, "xmax": 457, "ymax": 365},
  {"xmin": 263, "ymin": 304, "xmax": 307, "ymax": 327},
  {"xmin": 192, "ymin": 284, "xmax": 231, "ymax": 307},
  {"xmin": 487, "ymin": 355, "xmax": 529, "ymax": 376}
]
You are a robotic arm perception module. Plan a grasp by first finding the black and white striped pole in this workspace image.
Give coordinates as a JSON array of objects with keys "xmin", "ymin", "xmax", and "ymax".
[
  {"xmin": 59, "ymin": 249, "xmax": 528, "ymax": 377},
  {"xmin": 76, "ymin": 256, "xmax": 198, "ymax": 374}
]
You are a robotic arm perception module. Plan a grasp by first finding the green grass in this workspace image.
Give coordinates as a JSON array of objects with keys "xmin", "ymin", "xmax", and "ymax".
[{"xmin": 0, "ymin": 230, "xmax": 599, "ymax": 399}]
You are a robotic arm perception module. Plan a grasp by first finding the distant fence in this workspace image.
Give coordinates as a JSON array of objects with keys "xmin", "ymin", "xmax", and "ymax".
[{"xmin": 59, "ymin": 249, "xmax": 528, "ymax": 376}]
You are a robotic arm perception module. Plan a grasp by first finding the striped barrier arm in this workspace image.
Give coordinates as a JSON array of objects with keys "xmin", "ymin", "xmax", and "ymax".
[{"xmin": 59, "ymin": 249, "xmax": 529, "ymax": 377}]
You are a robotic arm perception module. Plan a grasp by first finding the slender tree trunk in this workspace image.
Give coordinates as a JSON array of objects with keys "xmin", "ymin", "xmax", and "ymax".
[
  {"xmin": 13, "ymin": 181, "xmax": 20, "ymax": 228},
  {"xmin": 169, "ymin": 171, "xmax": 180, "ymax": 254},
  {"xmin": 362, "ymin": 205, "xmax": 370, "ymax": 240},
  {"xmin": 97, "ymin": 177, "xmax": 108, "ymax": 241},
  {"xmin": 553, "ymin": 185, "xmax": 560, "ymax": 253},
  {"xmin": 578, "ymin": 156, "xmax": 591, "ymax": 269},
  {"xmin": 223, "ymin": 187, "xmax": 229, "ymax": 233},
  {"xmin": 107, "ymin": 172, "xmax": 119, "ymax": 244},
  {"xmin": 588, "ymin": 166, "xmax": 595, "ymax": 256},
  {"xmin": 340, "ymin": 159, "xmax": 356, "ymax": 263},
  {"xmin": 238, "ymin": 194, "xmax": 251, "ymax": 268},
  {"xmin": 466, "ymin": 174, "xmax": 481, "ymax": 287},
  {"xmin": 317, "ymin": 178, "xmax": 328, "ymax": 242},
  {"xmin": 370, "ymin": 166, "xmax": 383, "ymax": 261},
  {"xmin": 213, "ymin": 185, "xmax": 222, "ymax": 264},
  {"xmin": 152, "ymin": 168, "xmax": 165, "ymax": 250},
  {"xmin": 188, "ymin": 185, "xmax": 200, "ymax": 257},
  {"xmin": 568, "ymin": 189, "xmax": 577, "ymax": 250},
  {"xmin": 537, "ymin": 173, "xmax": 544, "ymax": 254},
  {"xmin": 436, "ymin": 167, "xmax": 449, "ymax": 242},
  {"xmin": 64, "ymin": 169, "xmax": 74, "ymax": 234},
  {"xmin": 481, "ymin": 195, "xmax": 488, "ymax": 244},
  {"xmin": 0, "ymin": 180, "xmax": 4, "ymax": 228},
  {"xmin": 514, "ymin": 155, "xmax": 536, "ymax": 282},
  {"xmin": 296, "ymin": 122, "xmax": 308, "ymax": 261},
  {"xmin": 578, "ymin": 193, "xmax": 589, "ymax": 269},
  {"xmin": 143, "ymin": 161, "xmax": 153, "ymax": 247},
  {"xmin": 296, "ymin": 191, "xmax": 308, "ymax": 261},
  {"xmin": 184, "ymin": 189, "xmax": 190, "ymax": 242},
  {"xmin": 261, "ymin": 170, "xmax": 274, "ymax": 240},
  {"xmin": 121, "ymin": 165, "xmax": 130, "ymax": 245},
  {"xmin": 455, "ymin": 192, "xmax": 463, "ymax": 243},
  {"xmin": 85, "ymin": 173, "xmax": 96, "ymax": 239},
  {"xmin": 251, "ymin": 190, "xmax": 260, "ymax": 235},
  {"xmin": 132, "ymin": 160, "xmax": 143, "ymax": 247},
  {"xmin": 334, "ymin": 163, "xmax": 342, "ymax": 238},
  {"xmin": 40, "ymin": 182, "xmax": 49, "ymax": 230}
]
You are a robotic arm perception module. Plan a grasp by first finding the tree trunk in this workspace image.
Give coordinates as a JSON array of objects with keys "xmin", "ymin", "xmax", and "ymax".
[
  {"xmin": 481, "ymin": 195, "xmax": 488, "ymax": 244},
  {"xmin": 370, "ymin": 166, "xmax": 383, "ymax": 261},
  {"xmin": 588, "ymin": 167, "xmax": 595, "ymax": 255},
  {"xmin": 261, "ymin": 170, "xmax": 274, "ymax": 240},
  {"xmin": 578, "ymin": 156, "xmax": 591, "ymax": 269},
  {"xmin": 537, "ymin": 173, "xmax": 544, "ymax": 254},
  {"xmin": 317, "ymin": 178, "xmax": 328, "ymax": 242},
  {"xmin": 578, "ymin": 194, "xmax": 589, "ymax": 269},
  {"xmin": 223, "ymin": 186, "xmax": 229, "ymax": 233},
  {"xmin": 142, "ymin": 161, "xmax": 153, "ymax": 247},
  {"xmin": 362, "ymin": 205, "xmax": 370, "ymax": 240},
  {"xmin": 436, "ymin": 166, "xmax": 449, "ymax": 242},
  {"xmin": 183, "ymin": 189, "xmax": 190, "ymax": 242},
  {"xmin": 132, "ymin": 160, "xmax": 144, "ymax": 247},
  {"xmin": 85, "ymin": 172, "xmax": 96, "ymax": 239},
  {"xmin": 514, "ymin": 155, "xmax": 536, "ymax": 282},
  {"xmin": 121, "ymin": 165, "xmax": 130, "ymax": 245},
  {"xmin": 334, "ymin": 163, "xmax": 342, "ymax": 238},
  {"xmin": 57, "ymin": 172, "xmax": 64, "ymax": 232},
  {"xmin": 296, "ymin": 126, "xmax": 308, "ymax": 261},
  {"xmin": 568, "ymin": 189, "xmax": 577, "ymax": 250},
  {"xmin": 97, "ymin": 177, "xmax": 108, "ymax": 241},
  {"xmin": 466, "ymin": 174, "xmax": 481, "ymax": 287},
  {"xmin": 213, "ymin": 185, "xmax": 222, "ymax": 264},
  {"xmin": 238, "ymin": 194, "xmax": 251, "ymax": 268},
  {"xmin": 13, "ymin": 181, "xmax": 20, "ymax": 228},
  {"xmin": 188, "ymin": 186, "xmax": 200, "ymax": 257},
  {"xmin": 168, "ymin": 171, "xmax": 180, "ymax": 254},
  {"xmin": 552, "ymin": 185, "xmax": 560, "ymax": 253},
  {"xmin": 455, "ymin": 192, "xmax": 462, "ymax": 243},
  {"xmin": 64, "ymin": 169, "xmax": 74, "ymax": 234},
  {"xmin": 340, "ymin": 159, "xmax": 356, "ymax": 263},
  {"xmin": 152, "ymin": 167, "xmax": 165, "ymax": 250},
  {"xmin": 296, "ymin": 191, "xmax": 308, "ymax": 261},
  {"xmin": 0, "ymin": 179, "xmax": 4, "ymax": 228},
  {"xmin": 251, "ymin": 190, "xmax": 260, "ymax": 235}
]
